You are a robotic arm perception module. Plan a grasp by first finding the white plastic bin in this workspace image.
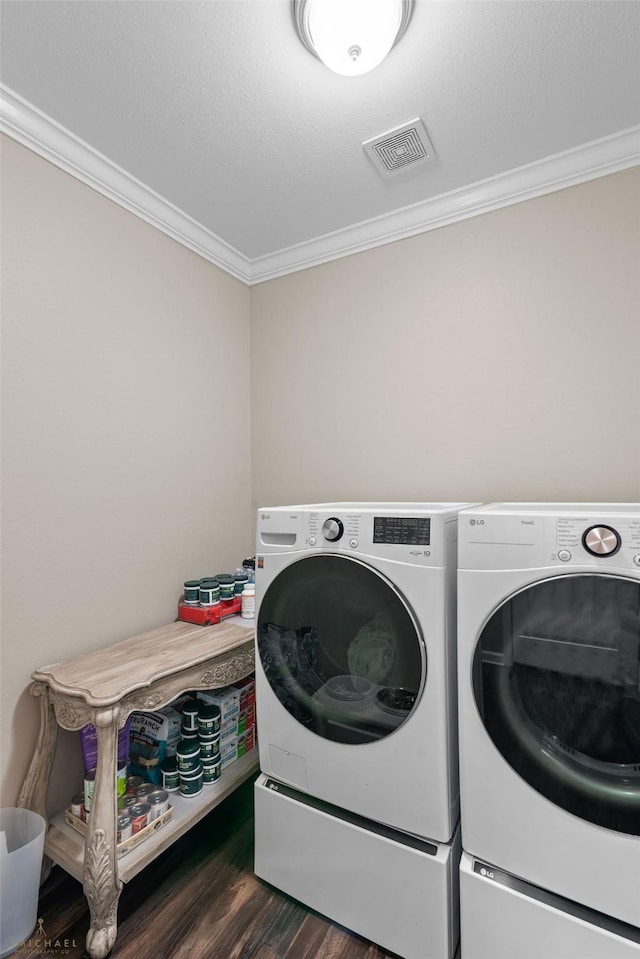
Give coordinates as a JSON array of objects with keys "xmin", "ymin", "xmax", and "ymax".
[{"xmin": 0, "ymin": 808, "xmax": 46, "ymax": 958}]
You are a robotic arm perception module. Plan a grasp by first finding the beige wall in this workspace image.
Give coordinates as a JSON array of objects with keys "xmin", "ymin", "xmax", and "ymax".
[
  {"xmin": 250, "ymin": 168, "xmax": 640, "ymax": 510},
  {"xmin": 1, "ymin": 135, "xmax": 253, "ymax": 811},
  {"xmin": 2, "ymin": 138, "xmax": 639, "ymax": 814}
]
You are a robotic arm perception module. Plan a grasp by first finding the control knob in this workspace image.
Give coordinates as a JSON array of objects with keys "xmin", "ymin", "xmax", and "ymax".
[
  {"xmin": 322, "ymin": 517, "xmax": 344, "ymax": 542},
  {"xmin": 582, "ymin": 525, "xmax": 621, "ymax": 557}
]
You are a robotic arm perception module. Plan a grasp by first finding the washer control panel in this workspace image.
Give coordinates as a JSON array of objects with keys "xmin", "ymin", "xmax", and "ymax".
[{"xmin": 258, "ymin": 504, "xmax": 473, "ymax": 568}]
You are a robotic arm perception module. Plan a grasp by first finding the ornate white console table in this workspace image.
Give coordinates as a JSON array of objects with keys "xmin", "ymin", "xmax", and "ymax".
[{"xmin": 17, "ymin": 618, "xmax": 257, "ymax": 958}]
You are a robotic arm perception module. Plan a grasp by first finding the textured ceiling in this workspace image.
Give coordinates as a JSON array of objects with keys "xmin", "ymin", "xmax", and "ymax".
[{"xmin": 1, "ymin": 0, "xmax": 639, "ymax": 266}]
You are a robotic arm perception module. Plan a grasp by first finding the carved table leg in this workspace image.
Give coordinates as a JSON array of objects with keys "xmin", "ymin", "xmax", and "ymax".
[
  {"xmin": 83, "ymin": 707, "xmax": 122, "ymax": 959},
  {"xmin": 17, "ymin": 683, "xmax": 59, "ymax": 884}
]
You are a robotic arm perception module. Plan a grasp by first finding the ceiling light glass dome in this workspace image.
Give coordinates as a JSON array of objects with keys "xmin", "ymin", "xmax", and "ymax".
[{"xmin": 293, "ymin": 0, "xmax": 414, "ymax": 77}]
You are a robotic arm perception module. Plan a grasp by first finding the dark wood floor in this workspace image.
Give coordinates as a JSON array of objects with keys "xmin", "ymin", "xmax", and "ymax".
[{"xmin": 24, "ymin": 775, "xmax": 403, "ymax": 959}]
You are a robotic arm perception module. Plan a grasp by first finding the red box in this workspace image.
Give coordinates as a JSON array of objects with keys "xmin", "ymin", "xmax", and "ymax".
[{"xmin": 178, "ymin": 598, "xmax": 241, "ymax": 626}]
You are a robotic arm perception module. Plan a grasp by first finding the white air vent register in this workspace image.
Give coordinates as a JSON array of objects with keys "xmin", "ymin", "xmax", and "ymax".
[{"xmin": 363, "ymin": 118, "xmax": 436, "ymax": 178}]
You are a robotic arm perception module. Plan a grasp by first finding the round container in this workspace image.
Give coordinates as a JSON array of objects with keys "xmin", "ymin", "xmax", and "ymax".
[
  {"xmin": 116, "ymin": 761, "xmax": 128, "ymax": 797},
  {"xmin": 160, "ymin": 757, "xmax": 180, "ymax": 792},
  {"xmin": 179, "ymin": 764, "xmax": 203, "ymax": 798},
  {"xmin": 199, "ymin": 579, "xmax": 220, "ymax": 607},
  {"xmin": 70, "ymin": 793, "xmax": 84, "ymax": 818},
  {"xmin": 202, "ymin": 757, "xmax": 221, "ymax": 784},
  {"xmin": 83, "ymin": 769, "xmax": 96, "ymax": 813},
  {"xmin": 180, "ymin": 722, "xmax": 199, "ymax": 740},
  {"xmin": 181, "ymin": 700, "xmax": 200, "ymax": 731},
  {"xmin": 118, "ymin": 794, "xmax": 138, "ymax": 811},
  {"xmin": 241, "ymin": 584, "xmax": 256, "ymax": 619},
  {"xmin": 129, "ymin": 803, "xmax": 149, "ymax": 834},
  {"xmin": 215, "ymin": 573, "xmax": 235, "ymax": 601},
  {"xmin": 136, "ymin": 783, "xmax": 155, "ymax": 801},
  {"xmin": 183, "ymin": 580, "xmax": 201, "ymax": 605},
  {"xmin": 197, "ymin": 703, "xmax": 221, "ymax": 735},
  {"xmin": 126, "ymin": 775, "xmax": 144, "ymax": 796},
  {"xmin": 234, "ymin": 569, "xmax": 249, "ymax": 595},
  {"xmin": 199, "ymin": 738, "xmax": 221, "ymax": 761},
  {"xmin": 199, "ymin": 728, "xmax": 220, "ymax": 746},
  {"xmin": 176, "ymin": 738, "xmax": 201, "ymax": 772},
  {"xmin": 117, "ymin": 812, "xmax": 132, "ymax": 844},
  {"xmin": 147, "ymin": 788, "xmax": 170, "ymax": 821}
]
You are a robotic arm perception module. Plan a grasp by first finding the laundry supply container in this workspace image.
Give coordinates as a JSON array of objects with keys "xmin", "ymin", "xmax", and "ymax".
[{"xmin": 0, "ymin": 807, "xmax": 46, "ymax": 957}]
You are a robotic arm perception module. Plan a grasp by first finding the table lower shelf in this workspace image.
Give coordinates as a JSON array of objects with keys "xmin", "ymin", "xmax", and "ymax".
[{"xmin": 45, "ymin": 748, "xmax": 259, "ymax": 884}]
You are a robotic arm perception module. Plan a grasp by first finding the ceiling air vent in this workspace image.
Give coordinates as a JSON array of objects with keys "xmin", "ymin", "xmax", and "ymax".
[{"xmin": 363, "ymin": 118, "xmax": 436, "ymax": 178}]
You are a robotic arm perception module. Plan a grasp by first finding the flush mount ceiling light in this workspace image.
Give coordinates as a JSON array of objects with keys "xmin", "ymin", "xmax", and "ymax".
[{"xmin": 293, "ymin": 0, "xmax": 414, "ymax": 77}]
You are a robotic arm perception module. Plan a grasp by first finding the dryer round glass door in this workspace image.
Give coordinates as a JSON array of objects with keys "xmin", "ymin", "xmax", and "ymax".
[
  {"xmin": 472, "ymin": 573, "xmax": 640, "ymax": 835},
  {"xmin": 257, "ymin": 554, "xmax": 425, "ymax": 744}
]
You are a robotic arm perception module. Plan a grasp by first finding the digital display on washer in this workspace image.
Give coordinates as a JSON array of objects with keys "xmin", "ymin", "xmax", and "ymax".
[{"xmin": 373, "ymin": 516, "xmax": 431, "ymax": 545}]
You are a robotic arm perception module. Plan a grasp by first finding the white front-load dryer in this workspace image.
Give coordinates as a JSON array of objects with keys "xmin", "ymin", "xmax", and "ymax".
[
  {"xmin": 457, "ymin": 503, "xmax": 640, "ymax": 928},
  {"xmin": 255, "ymin": 502, "xmax": 475, "ymax": 843}
]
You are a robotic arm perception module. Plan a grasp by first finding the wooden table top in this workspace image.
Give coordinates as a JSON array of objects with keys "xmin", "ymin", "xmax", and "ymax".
[{"xmin": 32, "ymin": 619, "xmax": 255, "ymax": 707}]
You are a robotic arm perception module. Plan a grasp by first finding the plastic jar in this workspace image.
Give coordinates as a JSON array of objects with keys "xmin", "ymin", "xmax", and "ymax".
[
  {"xmin": 234, "ymin": 569, "xmax": 249, "ymax": 595},
  {"xmin": 215, "ymin": 574, "xmax": 235, "ymax": 601},
  {"xmin": 176, "ymin": 738, "xmax": 201, "ymax": 772},
  {"xmin": 199, "ymin": 579, "xmax": 220, "ymax": 606},
  {"xmin": 198, "ymin": 703, "xmax": 221, "ymax": 735},
  {"xmin": 180, "ymin": 722, "xmax": 199, "ymax": 741},
  {"xmin": 179, "ymin": 764, "xmax": 203, "ymax": 798},
  {"xmin": 241, "ymin": 584, "xmax": 256, "ymax": 619},
  {"xmin": 181, "ymin": 699, "xmax": 200, "ymax": 731},
  {"xmin": 160, "ymin": 757, "xmax": 180, "ymax": 792},
  {"xmin": 202, "ymin": 757, "xmax": 221, "ymax": 784},
  {"xmin": 183, "ymin": 580, "xmax": 201, "ymax": 605},
  {"xmin": 199, "ymin": 736, "xmax": 221, "ymax": 761}
]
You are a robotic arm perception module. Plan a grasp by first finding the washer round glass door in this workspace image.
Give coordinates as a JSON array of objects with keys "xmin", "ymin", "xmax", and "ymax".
[
  {"xmin": 258, "ymin": 554, "xmax": 425, "ymax": 744},
  {"xmin": 473, "ymin": 573, "xmax": 640, "ymax": 835}
]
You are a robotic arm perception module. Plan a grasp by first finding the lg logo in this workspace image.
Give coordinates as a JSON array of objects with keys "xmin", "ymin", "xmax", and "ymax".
[{"xmin": 469, "ymin": 519, "xmax": 485, "ymax": 526}]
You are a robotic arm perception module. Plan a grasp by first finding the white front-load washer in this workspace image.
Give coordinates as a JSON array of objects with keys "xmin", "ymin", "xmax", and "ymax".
[
  {"xmin": 460, "ymin": 851, "xmax": 640, "ymax": 959},
  {"xmin": 457, "ymin": 503, "xmax": 640, "ymax": 928},
  {"xmin": 255, "ymin": 503, "xmax": 475, "ymax": 843}
]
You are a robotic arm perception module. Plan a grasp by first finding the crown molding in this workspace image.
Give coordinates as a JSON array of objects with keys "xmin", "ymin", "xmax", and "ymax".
[
  {"xmin": 2, "ymin": 84, "xmax": 639, "ymax": 287},
  {"xmin": 250, "ymin": 125, "xmax": 640, "ymax": 283},
  {"xmin": 0, "ymin": 85, "xmax": 251, "ymax": 283}
]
